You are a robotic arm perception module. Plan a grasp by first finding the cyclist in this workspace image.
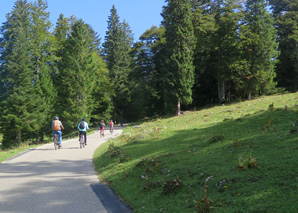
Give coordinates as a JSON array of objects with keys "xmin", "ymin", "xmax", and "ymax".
[
  {"xmin": 99, "ymin": 120, "xmax": 106, "ymax": 137},
  {"xmin": 52, "ymin": 116, "xmax": 64, "ymax": 147},
  {"xmin": 109, "ymin": 119, "xmax": 114, "ymax": 133},
  {"xmin": 77, "ymin": 118, "xmax": 89, "ymax": 145}
]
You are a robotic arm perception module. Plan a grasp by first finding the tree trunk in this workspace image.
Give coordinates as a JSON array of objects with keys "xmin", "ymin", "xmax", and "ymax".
[
  {"xmin": 247, "ymin": 90, "xmax": 252, "ymax": 100},
  {"xmin": 218, "ymin": 79, "xmax": 225, "ymax": 102},
  {"xmin": 16, "ymin": 131, "xmax": 21, "ymax": 146},
  {"xmin": 176, "ymin": 101, "xmax": 181, "ymax": 116}
]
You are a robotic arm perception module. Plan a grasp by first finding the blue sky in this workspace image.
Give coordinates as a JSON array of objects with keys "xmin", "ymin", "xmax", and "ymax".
[{"xmin": 0, "ymin": 0, "xmax": 166, "ymax": 42}]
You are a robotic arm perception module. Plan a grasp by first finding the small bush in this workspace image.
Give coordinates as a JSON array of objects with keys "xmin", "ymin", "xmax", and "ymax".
[
  {"xmin": 233, "ymin": 139, "xmax": 241, "ymax": 146},
  {"xmin": 108, "ymin": 142, "xmax": 121, "ymax": 158},
  {"xmin": 143, "ymin": 181, "xmax": 161, "ymax": 193},
  {"xmin": 119, "ymin": 154, "xmax": 129, "ymax": 163},
  {"xmin": 209, "ymin": 134, "xmax": 224, "ymax": 144},
  {"xmin": 162, "ymin": 179, "xmax": 183, "ymax": 195},
  {"xmin": 238, "ymin": 154, "xmax": 259, "ymax": 169}
]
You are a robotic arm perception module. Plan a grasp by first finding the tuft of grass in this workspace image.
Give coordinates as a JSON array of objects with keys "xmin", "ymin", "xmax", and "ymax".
[{"xmin": 93, "ymin": 93, "xmax": 298, "ymax": 212}]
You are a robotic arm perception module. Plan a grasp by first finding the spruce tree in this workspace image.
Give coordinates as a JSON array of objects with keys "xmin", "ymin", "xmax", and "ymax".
[
  {"xmin": 30, "ymin": 0, "xmax": 57, "ymax": 142},
  {"xmin": 59, "ymin": 19, "xmax": 100, "ymax": 133},
  {"xmin": 0, "ymin": 0, "xmax": 35, "ymax": 146},
  {"xmin": 268, "ymin": 0, "xmax": 298, "ymax": 91},
  {"xmin": 209, "ymin": 0, "xmax": 243, "ymax": 102},
  {"xmin": 133, "ymin": 26, "xmax": 166, "ymax": 117},
  {"xmin": 239, "ymin": 0, "xmax": 278, "ymax": 99},
  {"xmin": 192, "ymin": 1, "xmax": 219, "ymax": 105},
  {"xmin": 102, "ymin": 5, "xmax": 134, "ymax": 121},
  {"xmin": 161, "ymin": 0, "xmax": 196, "ymax": 115}
]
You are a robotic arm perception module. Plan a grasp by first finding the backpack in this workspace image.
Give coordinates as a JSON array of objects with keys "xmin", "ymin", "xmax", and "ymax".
[
  {"xmin": 53, "ymin": 120, "xmax": 60, "ymax": 131},
  {"xmin": 79, "ymin": 121, "xmax": 85, "ymax": 129}
]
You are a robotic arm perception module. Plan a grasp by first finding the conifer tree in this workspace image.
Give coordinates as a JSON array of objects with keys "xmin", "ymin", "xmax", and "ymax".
[
  {"xmin": 59, "ymin": 19, "xmax": 100, "ymax": 133},
  {"xmin": 209, "ymin": 0, "xmax": 243, "ymax": 102},
  {"xmin": 238, "ymin": 0, "xmax": 278, "ymax": 99},
  {"xmin": 133, "ymin": 26, "xmax": 166, "ymax": 118},
  {"xmin": 192, "ymin": 1, "xmax": 219, "ymax": 105},
  {"xmin": 0, "ymin": 0, "xmax": 35, "ymax": 146},
  {"xmin": 268, "ymin": 0, "xmax": 298, "ymax": 91},
  {"xmin": 102, "ymin": 5, "xmax": 134, "ymax": 121},
  {"xmin": 90, "ymin": 54, "xmax": 114, "ymax": 123},
  {"xmin": 161, "ymin": 0, "xmax": 196, "ymax": 115},
  {"xmin": 30, "ymin": 0, "xmax": 57, "ymax": 142}
]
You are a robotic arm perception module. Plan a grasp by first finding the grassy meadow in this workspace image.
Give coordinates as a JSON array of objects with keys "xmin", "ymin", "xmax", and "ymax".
[{"xmin": 93, "ymin": 93, "xmax": 298, "ymax": 212}]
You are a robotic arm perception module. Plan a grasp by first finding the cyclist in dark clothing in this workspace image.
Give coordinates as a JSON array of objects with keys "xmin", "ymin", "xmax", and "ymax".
[{"xmin": 77, "ymin": 118, "xmax": 89, "ymax": 145}]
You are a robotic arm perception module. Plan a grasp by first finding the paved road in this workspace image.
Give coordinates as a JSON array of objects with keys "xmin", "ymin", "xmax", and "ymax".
[{"xmin": 0, "ymin": 126, "xmax": 132, "ymax": 213}]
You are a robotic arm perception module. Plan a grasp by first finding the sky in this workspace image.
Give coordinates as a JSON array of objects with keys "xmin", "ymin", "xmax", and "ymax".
[{"xmin": 0, "ymin": 0, "xmax": 166, "ymax": 42}]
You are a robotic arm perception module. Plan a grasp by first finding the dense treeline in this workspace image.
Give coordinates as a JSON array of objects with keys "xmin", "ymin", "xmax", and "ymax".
[{"xmin": 0, "ymin": 0, "xmax": 297, "ymax": 147}]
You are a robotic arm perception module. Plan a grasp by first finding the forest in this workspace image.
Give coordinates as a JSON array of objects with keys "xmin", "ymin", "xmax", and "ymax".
[{"xmin": 0, "ymin": 0, "xmax": 297, "ymax": 147}]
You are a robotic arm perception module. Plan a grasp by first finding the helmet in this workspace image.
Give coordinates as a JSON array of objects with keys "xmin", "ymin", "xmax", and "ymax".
[
  {"xmin": 82, "ymin": 118, "xmax": 85, "ymax": 121},
  {"xmin": 110, "ymin": 119, "xmax": 113, "ymax": 121},
  {"xmin": 55, "ymin": 116, "xmax": 59, "ymax": 120}
]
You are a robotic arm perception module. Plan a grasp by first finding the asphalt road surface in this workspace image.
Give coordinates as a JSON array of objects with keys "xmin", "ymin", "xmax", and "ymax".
[{"xmin": 0, "ymin": 126, "xmax": 132, "ymax": 213}]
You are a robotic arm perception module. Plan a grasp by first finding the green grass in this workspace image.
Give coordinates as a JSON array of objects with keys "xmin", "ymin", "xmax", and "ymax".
[
  {"xmin": 0, "ymin": 128, "xmax": 98, "ymax": 163},
  {"xmin": 93, "ymin": 93, "xmax": 298, "ymax": 212},
  {"xmin": 0, "ymin": 144, "xmax": 39, "ymax": 163}
]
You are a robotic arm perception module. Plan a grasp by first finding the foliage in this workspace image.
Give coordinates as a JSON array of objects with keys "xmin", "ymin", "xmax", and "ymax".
[
  {"xmin": 238, "ymin": 153, "xmax": 259, "ymax": 169},
  {"xmin": 132, "ymin": 26, "xmax": 166, "ymax": 119},
  {"xmin": 208, "ymin": 133, "xmax": 225, "ymax": 144},
  {"xmin": 58, "ymin": 19, "xmax": 100, "ymax": 134},
  {"xmin": 268, "ymin": 0, "xmax": 298, "ymax": 91},
  {"xmin": 0, "ymin": 0, "xmax": 37, "ymax": 147},
  {"xmin": 161, "ymin": 0, "xmax": 196, "ymax": 113},
  {"xmin": 237, "ymin": 0, "xmax": 279, "ymax": 99},
  {"xmin": 102, "ymin": 5, "xmax": 134, "ymax": 122}
]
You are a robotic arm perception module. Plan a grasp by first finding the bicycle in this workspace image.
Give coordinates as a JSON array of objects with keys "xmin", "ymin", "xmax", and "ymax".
[
  {"xmin": 110, "ymin": 126, "xmax": 114, "ymax": 134},
  {"xmin": 54, "ymin": 133, "xmax": 60, "ymax": 150},
  {"xmin": 79, "ymin": 134, "xmax": 85, "ymax": 149},
  {"xmin": 100, "ymin": 128, "xmax": 104, "ymax": 137}
]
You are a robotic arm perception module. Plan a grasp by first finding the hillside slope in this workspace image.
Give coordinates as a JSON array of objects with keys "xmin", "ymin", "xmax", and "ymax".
[{"xmin": 93, "ymin": 93, "xmax": 298, "ymax": 212}]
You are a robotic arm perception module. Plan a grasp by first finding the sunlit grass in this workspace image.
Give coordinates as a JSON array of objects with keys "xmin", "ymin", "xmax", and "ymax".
[{"xmin": 93, "ymin": 92, "xmax": 298, "ymax": 212}]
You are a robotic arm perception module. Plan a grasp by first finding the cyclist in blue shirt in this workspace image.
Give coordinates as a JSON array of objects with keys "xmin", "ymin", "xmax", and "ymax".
[{"xmin": 77, "ymin": 118, "xmax": 89, "ymax": 145}]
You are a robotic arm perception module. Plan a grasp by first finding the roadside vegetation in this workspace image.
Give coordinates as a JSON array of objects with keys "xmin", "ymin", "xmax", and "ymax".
[
  {"xmin": 0, "ymin": 128, "xmax": 97, "ymax": 163},
  {"xmin": 93, "ymin": 93, "xmax": 298, "ymax": 212}
]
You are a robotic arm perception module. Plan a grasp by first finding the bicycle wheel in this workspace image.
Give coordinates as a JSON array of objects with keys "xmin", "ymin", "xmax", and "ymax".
[
  {"xmin": 54, "ymin": 135, "xmax": 59, "ymax": 150},
  {"xmin": 80, "ymin": 135, "xmax": 83, "ymax": 149}
]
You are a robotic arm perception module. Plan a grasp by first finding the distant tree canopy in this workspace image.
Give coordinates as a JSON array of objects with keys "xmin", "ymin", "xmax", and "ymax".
[{"xmin": 0, "ymin": 0, "xmax": 296, "ymax": 147}]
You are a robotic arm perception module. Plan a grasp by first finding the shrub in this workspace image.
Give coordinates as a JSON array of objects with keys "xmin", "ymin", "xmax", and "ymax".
[
  {"xmin": 209, "ymin": 134, "xmax": 224, "ymax": 144},
  {"xmin": 162, "ymin": 179, "xmax": 183, "ymax": 195},
  {"xmin": 238, "ymin": 154, "xmax": 258, "ymax": 169}
]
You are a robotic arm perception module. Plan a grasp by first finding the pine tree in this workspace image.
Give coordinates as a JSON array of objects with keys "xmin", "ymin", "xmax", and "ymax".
[
  {"xmin": 90, "ymin": 54, "xmax": 114, "ymax": 123},
  {"xmin": 192, "ymin": 1, "xmax": 220, "ymax": 105},
  {"xmin": 209, "ymin": 0, "xmax": 243, "ymax": 102},
  {"xmin": 59, "ymin": 19, "xmax": 100, "ymax": 133},
  {"xmin": 102, "ymin": 5, "xmax": 134, "ymax": 121},
  {"xmin": 268, "ymin": 0, "xmax": 298, "ymax": 91},
  {"xmin": 132, "ymin": 26, "xmax": 166, "ymax": 118},
  {"xmin": 30, "ymin": 0, "xmax": 57, "ymax": 142},
  {"xmin": 161, "ymin": 0, "xmax": 196, "ymax": 115},
  {"xmin": 238, "ymin": 0, "xmax": 278, "ymax": 99},
  {"xmin": 0, "ymin": 0, "xmax": 35, "ymax": 147}
]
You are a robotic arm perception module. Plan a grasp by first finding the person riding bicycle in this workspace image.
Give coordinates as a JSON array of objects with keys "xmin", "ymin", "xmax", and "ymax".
[
  {"xmin": 77, "ymin": 118, "xmax": 89, "ymax": 145},
  {"xmin": 52, "ymin": 116, "xmax": 64, "ymax": 147},
  {"xmin": 109, "ymin": 119, "xmax": 114, "ymax": 133},
  {"xmin": 99, "ymin": 120, "xmax": 106, "ymax": 137}
]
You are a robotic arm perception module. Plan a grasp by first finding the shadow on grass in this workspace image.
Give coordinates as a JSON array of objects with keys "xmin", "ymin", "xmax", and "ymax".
[{"xmin": 94, "ymin": 108, "xmax": 298, "ymax": 212}]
